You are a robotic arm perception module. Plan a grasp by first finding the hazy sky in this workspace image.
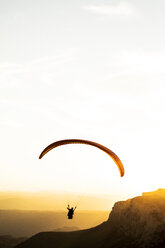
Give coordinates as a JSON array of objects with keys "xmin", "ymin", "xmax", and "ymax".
[{"xmin": 0, "ymin": 0, "xmax": 165, "ymax": 201}]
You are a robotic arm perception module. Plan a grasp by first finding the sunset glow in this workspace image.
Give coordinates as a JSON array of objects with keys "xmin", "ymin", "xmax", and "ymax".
[{"xmin": 0, "ymin": 0, "xmax": 165, "ymax": 210}]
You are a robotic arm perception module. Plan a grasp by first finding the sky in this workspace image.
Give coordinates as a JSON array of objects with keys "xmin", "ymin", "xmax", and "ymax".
[{"xmin": 0, "ymin": 0, "xmax": 165, "ymax": 205}]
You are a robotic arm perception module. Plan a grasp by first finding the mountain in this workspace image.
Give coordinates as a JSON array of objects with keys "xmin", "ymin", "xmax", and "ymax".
[{"xmin": 15, "ymin": 189, "xmax": 165, "ymax": 248}]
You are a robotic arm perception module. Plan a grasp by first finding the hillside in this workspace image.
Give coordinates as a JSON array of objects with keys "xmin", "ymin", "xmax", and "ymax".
[{"xmin": 15, "ymin": 189, "xmax": 165, "ymax": 248}]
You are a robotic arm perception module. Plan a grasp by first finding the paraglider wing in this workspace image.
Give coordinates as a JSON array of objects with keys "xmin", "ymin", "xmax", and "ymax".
[{"xmin": 39, "ymin": 139, "xmax": 125, "ymax": 177}]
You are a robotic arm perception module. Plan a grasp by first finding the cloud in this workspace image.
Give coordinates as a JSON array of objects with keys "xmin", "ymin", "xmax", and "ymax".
[
  {"xmin": 84, "ymin": 2, "xmax": 134, "ymax": 16},
  {"xmin": 110, "ymin": 49, "xmax": 165, "ymax": 75}
]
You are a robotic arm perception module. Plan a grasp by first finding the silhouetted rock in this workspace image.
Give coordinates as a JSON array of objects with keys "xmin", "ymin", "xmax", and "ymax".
[{"xmin": 15, "ymin": 189, "xmax": 165, "ymax": 248}]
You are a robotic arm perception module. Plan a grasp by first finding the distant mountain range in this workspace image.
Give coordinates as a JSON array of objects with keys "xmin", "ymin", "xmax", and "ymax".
[
  {"xmin": 0, "ymin": 209, "xmax": 108, "ymax": 237},
  {"xmin": 15, "ymin": 189, "xmax": 165, "ymax": 248}
]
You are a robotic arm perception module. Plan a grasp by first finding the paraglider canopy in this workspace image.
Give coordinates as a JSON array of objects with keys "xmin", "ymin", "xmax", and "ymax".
[{"xmin": 39, "ymin": 139, "xmax": 125, "ymax": 177}]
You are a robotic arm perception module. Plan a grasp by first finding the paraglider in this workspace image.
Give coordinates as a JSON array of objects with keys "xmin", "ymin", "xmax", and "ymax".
[
  {"xmin": 67, "ymin": 205, "xmax": 77, "ymax": 219},
  {"xmin": 39, "ymin": 139, "xmax": 125, "ymax": 219},
  {"xmin": 39, "ymin": 139, "xmax": 125, "ymax": 177}
]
